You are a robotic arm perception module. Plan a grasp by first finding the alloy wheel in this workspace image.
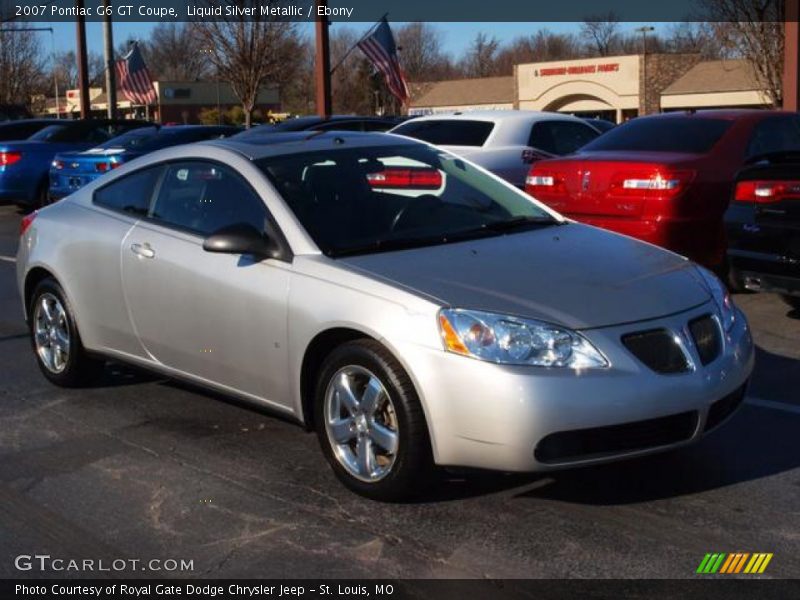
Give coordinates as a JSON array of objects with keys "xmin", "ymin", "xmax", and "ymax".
[
  {"xmin": 33, "ymin": 293, "xmax": 71, "ymax": 374},
  {"xmin": 324, "ymin": 365, "xmax": 399, "ymax": 482}
]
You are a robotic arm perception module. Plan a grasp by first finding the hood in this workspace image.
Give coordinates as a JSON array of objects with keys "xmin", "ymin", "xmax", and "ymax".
[{"xmin": 340, "ymin": 223, "xmax": 710, "ymax": 329}]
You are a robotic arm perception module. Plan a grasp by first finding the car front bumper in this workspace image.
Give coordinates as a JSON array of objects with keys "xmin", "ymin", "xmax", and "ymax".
[{"xmin": 397, "ymin": 301, "xmax": 754, "ymax": 472}]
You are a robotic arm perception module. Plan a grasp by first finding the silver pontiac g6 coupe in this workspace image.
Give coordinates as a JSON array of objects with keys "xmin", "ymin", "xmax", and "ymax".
[{"xmin": 16, "ymin": 132, "xmax": 754, "ymax": 501}]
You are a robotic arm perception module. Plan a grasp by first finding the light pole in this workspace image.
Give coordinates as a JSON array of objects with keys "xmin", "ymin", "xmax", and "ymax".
[{"xmin": 635, "ymin": 26, "xmax": 655, "ymax": 116}]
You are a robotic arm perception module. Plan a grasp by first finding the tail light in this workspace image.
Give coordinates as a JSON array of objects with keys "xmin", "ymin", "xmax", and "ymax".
[
  {"xmin": 0, "ymin": 151, "xmax": 22, "ymax": 167},
  {"xmin": 366, "ymin": 168, "xmax": 442, "ymax": 189},
  {"xmin": 734, "ymin": 180, "xmax": 800, "ymax": 203},
  {"xmin": 95, "ymin": 160, "xmax": 121, "ymax": 173},
  {"xmin": 20, "ymin": 211, "xmax": 37, "ymax": 237},
  {"xmin": 609, "ymin": 169, "xmax": 694, "ymax": 199},
  {"xmin": 52, "ymin": 159, "xmax": 64, "ymax": 170},
  {"xmin": 525, "ymin": 169, "xmax": 566, "ymax": 195}
]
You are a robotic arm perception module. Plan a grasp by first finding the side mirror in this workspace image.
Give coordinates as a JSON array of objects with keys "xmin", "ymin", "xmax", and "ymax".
[{"xmin": 202, "ymin": 223, "xmax": 282, "ymax": 260}]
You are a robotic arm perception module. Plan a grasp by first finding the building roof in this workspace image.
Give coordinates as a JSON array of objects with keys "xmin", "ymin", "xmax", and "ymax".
[
  {"xmin": 661, "ymin": 59, "xmax": 761, "ymax": 95},
  {"xmin": 410, "ymin": 76, "xmax": 515, "ymax": 108}
]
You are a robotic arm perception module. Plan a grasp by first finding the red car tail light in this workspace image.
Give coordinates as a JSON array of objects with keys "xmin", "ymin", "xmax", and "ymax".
[
  {"xmin": 0, "ymin": 151, "xmax": 22, "ymax": 167},
  {"xmin": 609, "ymin": 168, "xmax": 694, "ymax": 199},
  {"xmin": 20, "ymin": 211, "xmax": 37, "ymax": 237},
  {"xmin": 734, "ymin": 180, "xmax": 800, "ymax": 203},
  {"xmin": 367, "ymin": 168, "xmax": 442, "ymax": 189},
  {"xmin": 525, "ymin": 169, "xmax": 567, "ymax": 195}
]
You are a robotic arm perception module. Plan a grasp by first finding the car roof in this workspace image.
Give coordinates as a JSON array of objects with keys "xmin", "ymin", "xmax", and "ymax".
[
  {"xmin": 404, "ymin": 110, "xmax": 586, "ymax": 124},
  {"xmin": 642, "ymin": 109, "xmax": 793, "ymax": 121},
  {"xmin": 0, "ymin": 118, "xmax": 54, "ymax": 128},
  {"xmin": 203, "ymin": 130, "xmax": 418, "ymax": 160}
]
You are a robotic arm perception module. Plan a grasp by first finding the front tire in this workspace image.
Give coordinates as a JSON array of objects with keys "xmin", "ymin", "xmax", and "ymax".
[
  {"xmin": 314, "ymin": 339, "xmax": 433, "ymax": 501},
  {"xmin": 29, "ymin": 277, "xmax": 103, "ymax": 387}
]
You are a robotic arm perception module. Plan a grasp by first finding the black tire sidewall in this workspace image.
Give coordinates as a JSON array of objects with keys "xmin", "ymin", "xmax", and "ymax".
[
  {"xmin": 313, "ymin": 340, "xmax": 432, "ymax": 502},
  {"xmin": 29, "ymin": 277, "xmax": 98, "ymax": 386}
]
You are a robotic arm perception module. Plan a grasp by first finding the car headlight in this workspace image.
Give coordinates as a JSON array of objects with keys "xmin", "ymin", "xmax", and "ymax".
[
  {"xmin": 438, "ymin": 308, "xmax": 608, "ymax": 368},
  {"xmin": 694, "ymin": 267, "xmax": 736, "ymax": 332}
]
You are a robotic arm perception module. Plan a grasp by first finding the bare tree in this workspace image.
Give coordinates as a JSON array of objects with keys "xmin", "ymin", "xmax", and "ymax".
[
  {"xmin": 701, "ymin": 0, "xmax": 784, "ymax": 107},
  {"xmin": 329, "ymin": 27, "xmax": 373, "ymax": 114},
  {"xmin": 461, "ymin": 32, "xmax": 501, "ymax": 77},
  {"xmin": 581, "ymin": 13, "xmax": 621, "ymax": 56},
  {"xmin": 0, "ymin": 23, "xmax": 46, "ymax": 106},
  {"xmin": 666, "ymin": 22, "xmax": 726, "ymax": 58},
  {"xmin": 195, "ymin": 2, "xmax": 300, "ymax": 127},
  {"xmin": 51, "ymin": 51, "xmax": 79, "ymax": 93},
  {"xmin": 145, "ymin": 23, "xmax": 213, "ymax": 81},
  {"xmin": 494, "ymin": 30, "xmax": 585, "ymax": 74},
  {"xmin": 396, "ymin": 23, "xmax": 454, "ymax": 81}
]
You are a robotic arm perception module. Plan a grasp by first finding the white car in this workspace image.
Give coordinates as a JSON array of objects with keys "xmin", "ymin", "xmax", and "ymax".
[{"xmin": 390, "ymin": 110, "xmax": 602, "ymax": 188}]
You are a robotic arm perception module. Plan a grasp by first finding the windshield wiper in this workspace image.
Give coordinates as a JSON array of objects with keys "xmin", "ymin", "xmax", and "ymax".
[{"xmin": 328, "ymin": 217, "xmax": 564, "ymax": 258}]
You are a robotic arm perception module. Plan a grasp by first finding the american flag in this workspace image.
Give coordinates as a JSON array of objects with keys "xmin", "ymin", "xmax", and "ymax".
[
  {"xmin": 115, "ymin": 42, "xmax": 156, "ymax": 105},
  {"xmin": 357, "ymin": 19, "xmax": 409, "ymax": 105}
]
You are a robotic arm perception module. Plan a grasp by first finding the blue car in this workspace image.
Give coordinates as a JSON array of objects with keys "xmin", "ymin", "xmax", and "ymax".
[
  {"xmin": 0, "ymin": 119, "xmax": 148, "ymax": 207},
  {"xmin": 49, "ymin": 124, "xmax": 240, "ymax": 202}
]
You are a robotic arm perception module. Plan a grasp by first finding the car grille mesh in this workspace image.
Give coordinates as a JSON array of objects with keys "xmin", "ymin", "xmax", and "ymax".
[
  {"xmin": 689, "ymin": 315, "xmax": 722, "ymax": 366},
  {"xmin": 535, "ymin": 411, "xmax": 699, "ymax": 463},
  {"xmin": 622, "ymin": 329, "xmax": 690, "ymax": 374}
]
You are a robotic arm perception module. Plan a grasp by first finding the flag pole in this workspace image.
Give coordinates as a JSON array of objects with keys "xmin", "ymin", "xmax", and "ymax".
[{"xmin": 330, "ymin": 13, "xmax": 388, "ymax": 75}]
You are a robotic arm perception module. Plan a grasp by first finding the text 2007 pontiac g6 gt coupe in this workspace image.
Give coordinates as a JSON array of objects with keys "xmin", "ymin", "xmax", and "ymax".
[{"xmin": 17, "ymin": 132, "xmax": 754, "ymax": 501}]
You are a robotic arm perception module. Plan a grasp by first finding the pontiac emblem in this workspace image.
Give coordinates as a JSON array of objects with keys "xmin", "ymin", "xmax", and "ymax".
[{"xmin": 581, "ymin": 171, "xmax": 591, "ymax": 191}]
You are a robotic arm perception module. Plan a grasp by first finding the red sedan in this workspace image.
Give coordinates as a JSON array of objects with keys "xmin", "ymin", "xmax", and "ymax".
[{"xmin": 525, "ymin": 110, "xmax": 800, "ymax": 269}]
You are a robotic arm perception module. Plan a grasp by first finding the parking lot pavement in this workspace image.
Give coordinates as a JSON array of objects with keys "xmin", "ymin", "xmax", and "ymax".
[{"xmin": 0, "ymin": 203, "xmax": 798, "ymax": 579}]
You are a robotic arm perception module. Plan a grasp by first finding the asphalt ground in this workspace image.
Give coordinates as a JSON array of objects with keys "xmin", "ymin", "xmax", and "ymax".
[{"xmin": 0, "ymin": 203, "xmax": 798, "ymax": 580}]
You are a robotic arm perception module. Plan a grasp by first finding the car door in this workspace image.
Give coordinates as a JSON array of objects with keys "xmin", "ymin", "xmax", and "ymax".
[{"xmin": 120, "ymin": 160, "xmax": 291, "ymax": 405}]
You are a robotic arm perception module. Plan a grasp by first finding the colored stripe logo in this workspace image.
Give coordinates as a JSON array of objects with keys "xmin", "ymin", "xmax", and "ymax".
[{"xmin": 697, "ymin": 553, "xmax": 773, "ymax": 574}]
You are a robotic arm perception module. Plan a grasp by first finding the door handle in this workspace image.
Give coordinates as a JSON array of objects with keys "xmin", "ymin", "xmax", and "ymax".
[{"xmin": 130, "ymin": 243, "xmax": 155, "ymax": 259}]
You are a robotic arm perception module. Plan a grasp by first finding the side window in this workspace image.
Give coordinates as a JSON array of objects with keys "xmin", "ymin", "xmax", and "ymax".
[
  {"xmin": 747, "ymin": 116, "xmax": 800, "ymax": 158},
  {"xmin": 93, "ymin": 166, "xmax": 163, "ymax": 216},
  {"xmin": 313, "ymin": 121, "xmax": 364, "ymax": 132},
  {"xmin": 148, "ymin": 161, "xmax": 268, "ymax": 236},
  {"xmin": 86, "ymin": 127, "xmax": 113, "ymax": 144},
  {"xmin": 528, "ymin": 121, "xmax": 599, "ymax": 155}
]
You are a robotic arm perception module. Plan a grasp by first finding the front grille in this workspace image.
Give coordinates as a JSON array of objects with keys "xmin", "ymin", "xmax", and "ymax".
[
  {"xmin": 622, "ymin": 329, "xmax": 690, "ymax": 374},
  {"xmin": 704, "ymin": 383, "xmax": 748, "ymax": 432},
  {"xmin": 535, "ymin": 411, "xmax": 699, "ymax": 464},
  {"xmin": 689, "ymin": 315, "xmax": 722, "ymax": 366}
]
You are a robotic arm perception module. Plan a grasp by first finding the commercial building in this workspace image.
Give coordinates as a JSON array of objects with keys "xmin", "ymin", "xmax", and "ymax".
[
  {"xmin": 410, "ymin": 55, "xmax": 773, "ymax": 122},
  {"xmin": 41, "ymin": 80, "xmax": 280, "ymax": 123}
]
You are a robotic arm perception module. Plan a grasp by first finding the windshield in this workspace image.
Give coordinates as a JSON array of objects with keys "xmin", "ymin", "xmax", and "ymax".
[
  {"xmin": 99, "ymin": 127, "xmax": 161, "ymax": 150},
  {"xmin": 30, "ymin": 124, "xmax": 68, "ymax": 142},
  {"xmin": 581, "ymin": 117, "xmax": 733, "ymax": 153},
  {"xmin": 256, "ymin": 143, "xmax": 558, "ymax": 256},
  {"xmin": 391, "ymin": 120, "xmax": 495, "ymax": 147}
]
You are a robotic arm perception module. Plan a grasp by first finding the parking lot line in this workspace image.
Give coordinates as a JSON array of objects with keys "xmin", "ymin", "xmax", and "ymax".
[
  {"xmin": 747, "ymin": 396, "xmax": 800, "ymax": 415},
  {"xmin": 0, "ymin": 255, "xmax": 15, "ymax": 263}
]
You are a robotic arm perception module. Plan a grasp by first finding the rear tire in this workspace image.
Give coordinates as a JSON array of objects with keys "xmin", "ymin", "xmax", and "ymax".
[
  {"xmin": 35, "ymin": 180, "xmax": 51, "ymax": 208},
  {"xmin": 782, "ymin": 295, "xmax": 800, "ymax": 312},
  {"xmin": 314, "ymin": 339, "xmax": 433, "ymax": 502},
  {"xmin": 29, "ymin": 277, "xmax": 104, "ymax": 387}
]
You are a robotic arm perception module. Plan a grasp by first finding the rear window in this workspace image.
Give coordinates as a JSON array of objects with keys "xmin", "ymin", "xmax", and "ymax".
[
  {"xmin": 581, "ymin": 117, "xmax": 732, "ymax": 153},
  {"xmin": 392, "ymin": 119, "xmax": 494, "ymax": 147},
  {"xmin": 746, "ymin": 116, "xmax": 800, "ymax": 158},
  {"xmin": 528, "ymin": 121, "xmax": 599, "ymax": 155}
]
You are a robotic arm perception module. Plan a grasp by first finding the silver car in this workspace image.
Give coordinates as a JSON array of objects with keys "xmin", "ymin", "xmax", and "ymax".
[{"xmin": 16, "ymin": 132, "xmax": 754, "ymax": 501}]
